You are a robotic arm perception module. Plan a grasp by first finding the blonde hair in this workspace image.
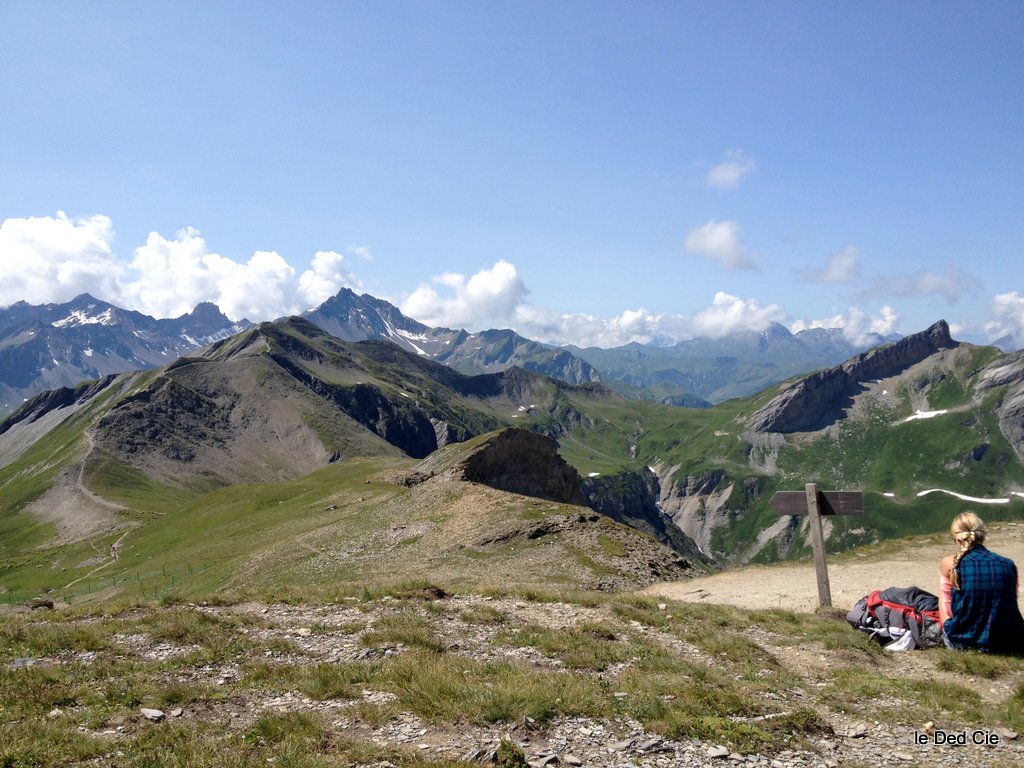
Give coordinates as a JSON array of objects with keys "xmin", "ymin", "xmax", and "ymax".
[{"xmin": 950, "ymin": 511, "xmax": 987, "ymax": 590}]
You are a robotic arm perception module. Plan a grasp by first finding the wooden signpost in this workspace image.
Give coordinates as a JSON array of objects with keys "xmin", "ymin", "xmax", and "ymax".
[{"xmin": 769, "ymin": 483, "xmax": 864, "ymax": 608}]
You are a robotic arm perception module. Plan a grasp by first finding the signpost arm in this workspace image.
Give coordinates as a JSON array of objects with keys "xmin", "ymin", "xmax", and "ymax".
[{"xmin": 805, "ymin": 482, "xmax": 832, "ymax": 608}]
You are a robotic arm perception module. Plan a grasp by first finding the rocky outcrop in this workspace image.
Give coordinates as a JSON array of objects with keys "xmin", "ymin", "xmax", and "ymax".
[
  {"xmin": 581, "ymin": 468, "xmax": 713, "ymax": 566},
  {"xmin": 421, "ymin": 428, "xmax": 588, "ymax": 506},
  {"xmin": 413, "ymin": 429, "xmax": 712, "ymax": 574},
  {"xmin": 748, "ymin": 320, "xmax": 957, "ymax": 434}
]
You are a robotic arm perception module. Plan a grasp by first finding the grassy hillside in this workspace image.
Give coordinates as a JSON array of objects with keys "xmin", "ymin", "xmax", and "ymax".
[{"xmin": 1, "ymin": 446, "xmax": 701, "ymax": 609}]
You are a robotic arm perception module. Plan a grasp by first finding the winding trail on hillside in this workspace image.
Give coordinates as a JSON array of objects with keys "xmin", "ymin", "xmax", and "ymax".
[
  {"xmin": 22, "ymin": 430, "xmax": 139, "ymax": 591},
  {"xmin": 26, "ymin": 431, "xmax": 134, "ymax": 551},
  {"xmin": 57, "ymin": 431, "xmax": 137, "ymax": 590},
  {"xmin": 642, "ymin": 521, "xmax": 1024, "ymax": 613},
  {"xmin": 75, "ymin": 431, "xmax": 127, "ymax": 511}
]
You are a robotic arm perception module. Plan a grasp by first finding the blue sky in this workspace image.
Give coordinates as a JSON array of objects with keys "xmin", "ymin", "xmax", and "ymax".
[{"xmin": 2, "ymin": 2, "xmax": 1023, "ymax": 348}]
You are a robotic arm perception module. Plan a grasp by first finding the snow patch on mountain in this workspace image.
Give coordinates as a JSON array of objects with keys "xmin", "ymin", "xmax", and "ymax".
[
  {"xmin": 904, "ymin": 409, "xmax": 948, "ymax": 422},
  {"xmin": 916, "ymin": 488, "xmax": 1009, "ymax": 504},
  {"xmin": 52, "ymin": 308, "xmax": 115, "ymax": 328}
]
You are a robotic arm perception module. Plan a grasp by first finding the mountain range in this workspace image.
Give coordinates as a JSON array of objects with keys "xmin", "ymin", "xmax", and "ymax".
[
  {"xmin": 3, "ymin": 308, "xmax": 1024, "ymax": 607},
  {"xmin": 570, "ymin": 322, "xmax": 897, "ymax": 403},
  {"xmin": 0, "ymin": 295, "xmax": 250, "ymax": 415},
  {"xmin": 0, "ymin": 289, "xmax": 890, "ymax": 417}
]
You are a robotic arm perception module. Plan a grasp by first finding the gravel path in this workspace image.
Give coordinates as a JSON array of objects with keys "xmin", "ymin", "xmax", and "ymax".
[{"xmin": 641, "ymin": 522, "xmax": 1024, "ymax": 614}]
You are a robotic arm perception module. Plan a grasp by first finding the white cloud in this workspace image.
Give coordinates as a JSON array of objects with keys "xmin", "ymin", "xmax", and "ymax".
[
  {"xmin": 0, "ymin": 211, "xmax": 123, "ymax": 306},
  {"xmin": 123, "ymin": 228, "xmax": 221, "ymax": 318},
  {"xmin": 947, "ymin": 320, "xmax": 970, "ymax": 337},
  {"xmin": 803, "ymin": 245, "xmax": 860, "ymax": 284},
  {"xmin": 689, "ymin": 292, "xmax": 786, "ymax": 337},
  {"xmin": 870, "ymin": 265, "xmax": 979, "ymax": 302},
  {"xmin": 985, "ymin": 292, "xmax": 1024, "ymax": 344},
  {"xmin": 791, "ymin": 305, "xmax": 899, "ymax": 347},
  {"xmin": 210, "ymin": 250, "xmax": 299, "ymax": 321},
  {"xmin": 123, "ymin": 229, "xmax": 304, "ymax": 321},
  {"xmin": 705, "ymin": 149, "xmax": 756, "ymax": 190},
  {"xmin": 400, "ymin": 259, "xmax": 527, "ymax": 329},
  {"xmin": 346, "ymin": 246, "xmax": 374, "ymax": 261},
  {"xmin": 510, "ymin": 306, "xmax": 692, "ymax": 348},
  {"xmin": 1, "ymin": 212, "xmax": 930, "ymax": 354},
  {"xmin": 504, "ymin": 293, "xmax": 786, "ymax": 347},
  {"xmin": 297, "ymin": 251, "xmax": 361, "ymax": 308},
  {"xmin": 0, "ymin": 212, "xmax": 362, "ymax": 321},
  {"xmin": 399, "ymin": 258, "xmax": 788, "ymax": 347},
  {"xmin": 685, "ymin": 219, "xmax": 755, "ymax": 269}
]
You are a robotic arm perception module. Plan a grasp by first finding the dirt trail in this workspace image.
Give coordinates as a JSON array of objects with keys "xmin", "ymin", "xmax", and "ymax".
[
  {"xmin": 642, "ymin": 521, "xmax": 1024, "ymax": 613},
  {"xmin": 25, "ymin": 431, "xmax": 130, "ymax": 547}
]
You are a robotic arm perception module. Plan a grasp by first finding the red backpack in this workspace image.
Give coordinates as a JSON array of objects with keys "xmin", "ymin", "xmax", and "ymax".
[{"xmin": 846, "ymin": 586, "xmax": 942, "ymax": 650}]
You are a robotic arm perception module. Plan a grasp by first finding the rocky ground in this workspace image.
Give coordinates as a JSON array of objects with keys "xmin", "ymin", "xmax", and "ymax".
[{"xmin": 10, "ymin": 588, "xmax": 1022, "ymax": 768}]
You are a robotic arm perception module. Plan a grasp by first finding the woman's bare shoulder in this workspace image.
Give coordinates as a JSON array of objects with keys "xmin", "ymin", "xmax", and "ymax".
[{"xmin": 939, "ymin": 554, "xmax": 955, "ymax": 575}]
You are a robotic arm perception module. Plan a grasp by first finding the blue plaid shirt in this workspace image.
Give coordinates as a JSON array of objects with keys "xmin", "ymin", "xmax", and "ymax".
[{"xmin": 945, "ymin": 546, "xmax": 1024, "ymax": 654}]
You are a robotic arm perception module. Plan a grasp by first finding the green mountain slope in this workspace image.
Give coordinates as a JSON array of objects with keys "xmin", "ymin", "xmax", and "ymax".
[
  {"xmin": 3, "ymin": 318, "xmax": 1024, "ymax": 608},
  {"xmin": 640, "ymin": 327, "xmax": 1024, "ymax": 564},
  {"xmin": 0, "ymin": 318, "xmax": 707, "ymax": 605}
]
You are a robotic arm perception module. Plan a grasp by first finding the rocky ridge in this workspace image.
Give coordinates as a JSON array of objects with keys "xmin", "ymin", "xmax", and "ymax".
[
  {"xmin": 405, "ymin": 428, "xmax": 708, "ymax": 574},
  {"xmin": 581, "ymin": 467, "xmax": 714, "ymax": 569},
  {"xmin": 304, "ymin": 288, "xmax": 603, "ymax": 386},
  {"xmin": 747, "ymin": 320, "xmax": 958, "ymax": 434},
  {"xmin": 408, "ymin": 428, "xmax": 712, "ymax": 568},
  {"xmin": 571, "ymin": 322, "xmax": 898, "ymax": 405},
  {"xmin": 976, "ymin": 349, "xmax": 1024, "ymax": 464}
]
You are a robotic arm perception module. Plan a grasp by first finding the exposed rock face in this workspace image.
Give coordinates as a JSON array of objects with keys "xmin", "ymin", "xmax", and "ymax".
[
  {"xmin": 453, "ymin": 428, "xmax": 588, "ymax": 506},
  {"xmin": 650, "ymin": 465, "xmax": 735, "ymax": 559},
  {"xmin": 581, "ymin": 468, "xmax": 713, "ymax": 566},
  {"xmin": 267, "ymin": 351, "xmax": 459, "ymax": 459},
  {"xmin": 748, "ymin": 320, "xmax": 957, "ymax": 434},
  {"xmin": 410, "ymin": 428, "xmax": 709, "ymax": 582},
  {"xmin": 0, "ymin": 375, "xmax": 120, "ymax": 436},
  {"xmin": 410, "ymin": 428, "xmax": 707, "ymax": 575},
  {"xmin": 976, "ymin": 350, "xmax": 1024, "ymax": 463}
]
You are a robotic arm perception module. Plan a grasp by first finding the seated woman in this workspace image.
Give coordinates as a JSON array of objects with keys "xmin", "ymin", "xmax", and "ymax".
[{"xmin": 939, "ymin": 512, "xmax": 1024, "ymax": 655}]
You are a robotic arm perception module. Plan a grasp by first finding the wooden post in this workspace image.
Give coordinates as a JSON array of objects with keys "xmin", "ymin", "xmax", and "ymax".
[
  {"xmin": 770, "ymin": 486, "xmax": 863, "ymax": 610},
  {"xmin": 805, "ymin": 482, "xmax": 831, "ymax": 608}
]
